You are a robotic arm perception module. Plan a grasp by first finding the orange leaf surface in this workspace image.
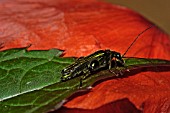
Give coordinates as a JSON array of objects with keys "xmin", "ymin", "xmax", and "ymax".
[
  {"xmin": 55, "ymin": 98, "xmax": 141, "ymax": 113},
  {"xmin": 0, "ymin": 0, "xmax": 170, "ymax": 113}
]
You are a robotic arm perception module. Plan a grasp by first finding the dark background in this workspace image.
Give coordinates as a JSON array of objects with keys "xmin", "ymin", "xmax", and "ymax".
[{"xmin": 104, "ymin": 0, "xmax": 170, "ymax": 35}]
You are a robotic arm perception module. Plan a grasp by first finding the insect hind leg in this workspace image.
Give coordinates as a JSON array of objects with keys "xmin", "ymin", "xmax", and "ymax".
[{"xmin": 79, "ymin": 70, "xmax": 91, "ymax": 88}]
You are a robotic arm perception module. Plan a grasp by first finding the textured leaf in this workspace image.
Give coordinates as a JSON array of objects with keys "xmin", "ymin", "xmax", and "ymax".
[
  {"xmin": 0, "ymin": 0, "xmax": 169, "ymax": 60},
  {"xmin": 0, "ymin": 48, "xmax": 75, "ymax": 113},
  {"xmin": 0, "ymin": 48, "xmax": 63, "ymax": 100},
  {"xmin": 0, "ymin": 48, "xmax": 169, "ymax": 113},
  {"xmin": 56, "ymin": 98, "xmax": 142, "ymax": 113}
]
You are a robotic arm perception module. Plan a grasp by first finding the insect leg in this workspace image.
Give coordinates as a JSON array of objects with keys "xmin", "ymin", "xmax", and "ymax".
[
  {"xmin": 79, "ymin": 78, "xmax": 83, "ymax": 88},
  {"xmin": 108, "ymin": 53, "xmax": 113, "ymax": 70},
  {"xmin": 78, "ymin": 69, "xmax": 91, "ymax": 88},
  {"xmin": 109, "ymin": 58, "xmax": 126, "ymax": 76},
  {"xmin": 108, "ymin": 54, "xmax": 119, "ymax": 76},
  {"xmin": 109, "ymin": 69, "xmax": 119, "ymax": 76}
]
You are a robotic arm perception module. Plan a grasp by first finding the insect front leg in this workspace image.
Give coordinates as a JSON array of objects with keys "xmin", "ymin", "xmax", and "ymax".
[
  {"xmin": 109, "ymin": 58, "xmax": 124, "ymax": 77},
  {"xmin": 110, "ymin": 60, "xmax": 126, "ymax": 77},
  {"xmin": 108, "ymin": 54, "xmax": 119, "ymax": 76}
]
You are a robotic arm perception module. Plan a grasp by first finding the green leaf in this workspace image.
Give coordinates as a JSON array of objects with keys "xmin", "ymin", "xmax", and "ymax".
[
  {"xmin": 0, "ymin": 48, "xmax": 75, "ymax": 113},
  {"xmin": 0, "ymin": 48, "xmax": 169, "ymax": 113}
]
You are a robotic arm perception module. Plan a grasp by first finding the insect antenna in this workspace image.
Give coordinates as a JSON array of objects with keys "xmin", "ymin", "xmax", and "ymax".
[
  {"xmin": 122, "ymin": 25, "xmax": 154, "ymax": 57},
  {"xmin": 120, "ymin": 25, "xmax": 163, "ymax": 75}
]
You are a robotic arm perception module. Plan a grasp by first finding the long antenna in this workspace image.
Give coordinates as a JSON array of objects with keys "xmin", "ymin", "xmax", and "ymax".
[{"xmin": 122, "ymin": 25, "xmax": 154, "ymax": 57}]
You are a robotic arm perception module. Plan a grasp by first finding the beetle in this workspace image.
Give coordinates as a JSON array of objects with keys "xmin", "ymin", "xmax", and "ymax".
[
  {"xmin": 61, "ymin": 50, "xmax": 124, "ymax": 82},
  {"xmin": 61, "ymin": 25, "xmax": 154, "ymax": 86}
]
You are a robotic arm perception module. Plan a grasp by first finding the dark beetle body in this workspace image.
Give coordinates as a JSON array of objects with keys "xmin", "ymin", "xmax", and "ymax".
[
  {"xmin": 61, "ymin": 50, "xmax": 124, "ymax": 81},
  {"xmin": 61, "ymin": 26, "xmax": 154, "ymax": 85}
]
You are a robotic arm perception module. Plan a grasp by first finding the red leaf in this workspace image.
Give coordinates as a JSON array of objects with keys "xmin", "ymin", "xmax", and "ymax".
[
  {"xmin": 0, "ymin": 0, "xmax": 169, "ymax": 60},
  {"xmin": 64, "ymin": 71, "xmax": 170, "ymax": 112},
  {"xmin": 54, "ymin": 98, "xmax": 141, "ymax": 113},
  {"xmin": 0, "ymin": 0, "xmax": 170, "ymax": 112}
]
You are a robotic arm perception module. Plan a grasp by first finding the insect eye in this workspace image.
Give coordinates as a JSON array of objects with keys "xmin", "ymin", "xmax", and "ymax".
[
  {"xmin": 89, "ymin": 60, "xmax": 99, "ymax": 70},
  {"xmin": 115, "ymin": 53, "xmax": 121, "ymax": 58}
]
